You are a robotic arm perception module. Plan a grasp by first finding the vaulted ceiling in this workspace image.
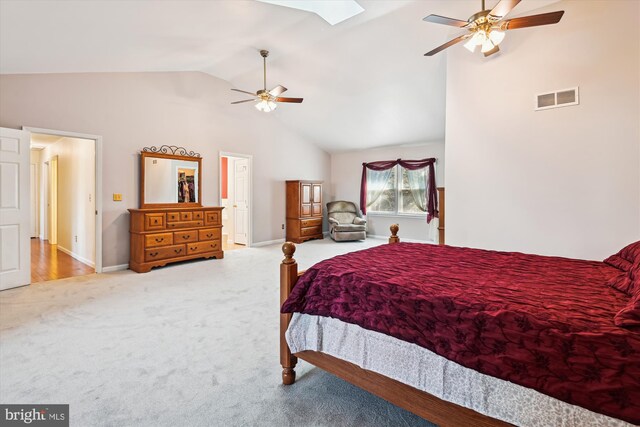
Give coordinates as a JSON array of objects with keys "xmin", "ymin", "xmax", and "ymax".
[{"xmin": 0, "ymin": 0, "xmax": 558, "ymax": 152}]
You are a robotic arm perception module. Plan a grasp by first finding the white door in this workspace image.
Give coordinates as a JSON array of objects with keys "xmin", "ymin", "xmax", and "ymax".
[
  {"xmin": 233, "ymin": 158, "xmax": 249, "ymax": 245},
  {"xmin": 30, "ymin": 163, "xmax": 38, "ymax": 237},
  {"xmin": 0, "ymin": 128, "xmax": 31, "ymax": 290}
]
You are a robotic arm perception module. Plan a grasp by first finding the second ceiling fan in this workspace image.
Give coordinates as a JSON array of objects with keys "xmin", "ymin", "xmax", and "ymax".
[
  {"xmin": 423, "ymin": 0, "xmax": 564, "ymax": 57},
  {"xmin": 231, "ymin": 50, "xmax": 303, "ymax": 112}
]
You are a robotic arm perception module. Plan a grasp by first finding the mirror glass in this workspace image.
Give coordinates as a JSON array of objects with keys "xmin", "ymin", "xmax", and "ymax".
[{"xmin": 144, "ymin": 156, "xmax": 200, "ymax": 204}]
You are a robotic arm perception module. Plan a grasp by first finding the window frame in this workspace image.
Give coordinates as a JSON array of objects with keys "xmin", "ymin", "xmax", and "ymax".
[{"xmin": 365, "ymin": 164, "xmax": 429, "ymax": 218}]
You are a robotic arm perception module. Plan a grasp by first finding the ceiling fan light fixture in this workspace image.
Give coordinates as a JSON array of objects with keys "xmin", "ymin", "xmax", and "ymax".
[
  {"xmin": 463, "ymin": 37, "xmax": 477, "ymax": 52},
  {"xmin": 255, "ymin": 99, "xmax": 277, "ymax": 112},
  {"xmin": 489, "ymin": 29, "xmax": 505, "ymax": 45},
  {"xmin": 481, "ymin": 38, "xmax": 496, "ymax": 53}
]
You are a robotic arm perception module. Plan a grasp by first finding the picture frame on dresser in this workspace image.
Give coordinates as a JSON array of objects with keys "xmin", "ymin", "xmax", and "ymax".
[{"xmin": 129, "ymin": 146, "xmax": 224, "ymax": 273}]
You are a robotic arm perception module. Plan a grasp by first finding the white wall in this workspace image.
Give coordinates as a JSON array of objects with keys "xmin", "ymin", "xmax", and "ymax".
[
  {"xmin": 40, "ymin": 137, "xmax": 96, "ymax": 266},
  {"xmin": 445, "ymin": 0, "xmax": 640, "ymax": 260},
  {"xmin": 330, "ymin": 142, "xmax": 444, "ymax": 241},
  {"xmin": 0, "ymin": 72, "xmax": 331, "ymax": 268}
]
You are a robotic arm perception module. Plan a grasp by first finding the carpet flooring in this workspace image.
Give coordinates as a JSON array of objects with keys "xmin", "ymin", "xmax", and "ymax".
[{"xmin": 0, "ymin": 238, "xmax": 436, "ymax": 427}]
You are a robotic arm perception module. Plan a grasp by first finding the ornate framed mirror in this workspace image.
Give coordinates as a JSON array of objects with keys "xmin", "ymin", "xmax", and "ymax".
[{"xmin": 139, "ymin": 145, "xmax": 202, "ymax": 209}]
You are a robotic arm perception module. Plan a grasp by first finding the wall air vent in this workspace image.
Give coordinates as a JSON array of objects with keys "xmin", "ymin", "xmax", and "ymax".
[{"xmin": 535, "ymin": 87, "xmax": 579, "ymax": 111}]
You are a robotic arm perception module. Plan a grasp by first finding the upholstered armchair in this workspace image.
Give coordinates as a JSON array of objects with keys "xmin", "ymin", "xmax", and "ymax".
[{"xmin": 326, "ymin": 201, "xmax": 367, "ymax": 241}]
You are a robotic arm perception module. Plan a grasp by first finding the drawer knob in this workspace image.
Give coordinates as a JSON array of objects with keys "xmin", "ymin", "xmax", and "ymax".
[
  {"xmin": 150, "ymin": 252, "xmax": 159, "ymax": 257},
  {"xmin": 174, "ymin": 248, "xmax": 183, "ymax": 254},
  {"xmin": 206, "ymin": 234, "xmax": 213, "ymax": 238},
  {"xmin": 155, "ymin": 237, "xmax": 164, "ymax": 243},
  {"xmin": 182, "ymin": 235, "xmax": 190, "ymax": 240},
  {"xmin": 190, "ymin": 247, "xmax": 196, "ymax": 251}
]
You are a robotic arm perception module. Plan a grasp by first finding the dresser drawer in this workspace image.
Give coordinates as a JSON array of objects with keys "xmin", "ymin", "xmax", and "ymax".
[
  {"xmin": 167, "ymin": 212, "xmax": 180, "ymax": 222},
  {"xmin": 186, "ymin": 240, "xmax": 221, "ymax": 255},
  {"xmin": 145, "ymin": 213, "xmax": 165, "ymax": 230},
  {"xmin": 300, "ymin": 218, "xmax": 322, "ymax": 227},
  {"xmin": 145, "ymin": 244, "xmax": 186, "ymax": 262},
  {"xmin": 180, "ymin": 212, "xmax": 193, "ymax": 221},
  {"xmin": 205, "ymin": 211, "xmax": 220, "ymax": 226},
  {"xmin": 144, "ymin": 232, "xmax": 173, "ymax": 248},
  {"xmin": 199, "ymin": 228, "xmax": 221, "ymax": 241},
  {"xmin": 174, "ymin": 230, "xmax": 198, "ymax": 243},
  {"xmin": 300, "ymin": 225, "xmax": 322, "ymax": 237},
  {"xmin": 166, "ymin": 221, "xmax": 203, "ymax": 230},
  {"xmin": 193, "ymin": 211, "xmax": 204, "ymax": 220}
]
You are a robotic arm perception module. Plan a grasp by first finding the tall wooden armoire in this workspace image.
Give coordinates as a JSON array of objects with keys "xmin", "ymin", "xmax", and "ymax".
[{"xmin": 286, "ymin": 180, "xmax": 323, "ymax": 243}]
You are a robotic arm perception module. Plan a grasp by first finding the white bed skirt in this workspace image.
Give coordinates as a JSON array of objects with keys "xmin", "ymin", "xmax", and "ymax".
[{"xmin": 286, "ymin": 313, "xmax": 630, "ymax": 427}]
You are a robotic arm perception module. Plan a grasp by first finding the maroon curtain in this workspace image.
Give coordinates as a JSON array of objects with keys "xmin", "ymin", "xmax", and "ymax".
[{"xmin": 360, "ymin": 158, "xmax": 438, "ymax": 223}]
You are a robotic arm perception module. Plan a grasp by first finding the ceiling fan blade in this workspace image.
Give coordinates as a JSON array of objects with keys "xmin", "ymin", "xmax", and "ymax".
[
  {"xmin": 269, "ymin": 85, "xmax": 288, "ymax": 96},
  {"xmin": 424, "ymin": 34, "xmax": 468, "ymax": 56},
  {"xmin": 231, "ymin": 88, "xmax": 257, "ymax": 96},
  {"xmin": 231, "ymin": 99, "xmax": 256, "ymax": 104},
  {"xmin": 422, "ymin": 14, "xmax": 468, "ymax": 28},
  {"xmin": 501, "ymin": 11, "xmax": 564, "ymax": 30},
  {"xmin": 483, "ymin": 45, "xmax": 500, "ymax": 57},
  {"xmin": 275, "ymin": 97, "xmax": 303, "ymax": 103},
  {"xmin": 488, "ymin": 0, "xmax": 521, "ymax": 19}
]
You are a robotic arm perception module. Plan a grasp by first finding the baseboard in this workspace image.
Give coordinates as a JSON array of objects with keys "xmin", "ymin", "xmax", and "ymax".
[
  {"xmin": 57, "ymin": 245, "xmax": 96, "ymax": 268},
  {"xmin": 102, "ymin": 264, "xmax": 129, "ymax": 273},
  {"xmin": 367, "ymin": 234, "xmax": 435, "ymax": 244},
  {"xmin": 252, "ymin": 238, "xmax": 285, "ymax": 247}
]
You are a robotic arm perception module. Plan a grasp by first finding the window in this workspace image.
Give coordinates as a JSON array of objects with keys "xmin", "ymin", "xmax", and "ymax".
[{"xmin": 366, "ymin": 166, "xmax": 428, "ymax": 215}]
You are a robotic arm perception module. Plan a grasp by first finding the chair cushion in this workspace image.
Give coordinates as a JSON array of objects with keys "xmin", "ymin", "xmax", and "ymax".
[
  {"xmin": 331, "ymin": 212, "xmax": 357, "ymax": 225},
  {"xmin": 332, "ymin": 223, "xmax": 366, "ymax": 232}
]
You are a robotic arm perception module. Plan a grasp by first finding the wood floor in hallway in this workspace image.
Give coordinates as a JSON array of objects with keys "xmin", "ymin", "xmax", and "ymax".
[{"xmin": 31, "ymin": 238, "xmax": 94, "ymax": 283}]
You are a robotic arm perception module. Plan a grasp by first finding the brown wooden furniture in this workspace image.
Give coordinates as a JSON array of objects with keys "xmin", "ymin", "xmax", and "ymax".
[
  {"xmin": 130, "ymin": 146, "xmax": 223, "ymax": 273},
  {"xmin": 129, "ymin": 207, "xmax": 223, "ymax": 273},
  {"xmin": 280, "ymin": 225, "xmax": 509, "ymax": 427},
  {"xmin": 437, "ymin": 187, "xmax": 445, "ymax": 245},
  {"xmin": 285, "ymin": 180, "xmax": 323, "ymax": 243}
]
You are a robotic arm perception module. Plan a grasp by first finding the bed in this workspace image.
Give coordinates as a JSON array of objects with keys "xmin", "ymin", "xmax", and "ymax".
[{"xmin": 279, "ymin": 225, "xmax": 640, "ymax": 426}]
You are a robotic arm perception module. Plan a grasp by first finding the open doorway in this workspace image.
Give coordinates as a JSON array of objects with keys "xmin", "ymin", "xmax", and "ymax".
[
  {"xmin": 29, "ymin": 130, "xmax": 101, "ymax": 282},
  {"xmin": 219, "ymin": 152, "xmax": 252, "ymax": 251}
]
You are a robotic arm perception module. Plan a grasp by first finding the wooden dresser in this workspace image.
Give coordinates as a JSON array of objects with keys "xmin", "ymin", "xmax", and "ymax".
[
  {"xmin": 129, "ymin": 207, "xmax": 224, "ymax": 273},
  {"xmin": 286, "ymin": 180, "xmax": 323, "ymax": 243}
]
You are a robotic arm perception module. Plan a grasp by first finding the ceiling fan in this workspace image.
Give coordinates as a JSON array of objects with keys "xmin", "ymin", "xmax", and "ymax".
[
  {"xmin": 231, "ymin": 50, "xmax": 303, "ymax": 112},
  {"xmin": 423, "ymin": 0, "xmax": 564, "ymax": 57}
]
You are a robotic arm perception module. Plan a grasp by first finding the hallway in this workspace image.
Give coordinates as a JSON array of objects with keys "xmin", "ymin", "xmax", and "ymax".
[{"xmin": 31, "ymin": 239, "xmax": 94, "ymax": 283}]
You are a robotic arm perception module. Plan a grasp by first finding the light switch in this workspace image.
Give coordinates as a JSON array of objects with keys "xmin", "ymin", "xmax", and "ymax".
[{"xmin": 113, "ymin": 193, "xmax": 123, "ymax": 201}]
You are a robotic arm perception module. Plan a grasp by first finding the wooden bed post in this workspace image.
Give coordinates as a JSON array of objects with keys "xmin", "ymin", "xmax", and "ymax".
[
  {"xmin": 280, "ymin": 241, "xmax": 298, "ymax": 385},
  {"xmin": 389, "ymin": 224, "xmax": 400, "ymax": 244}
]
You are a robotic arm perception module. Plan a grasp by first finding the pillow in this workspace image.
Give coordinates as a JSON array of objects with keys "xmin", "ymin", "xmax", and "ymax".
[
  {"xmin": 604, "ymin": 254, "xmax": 633, "ymax": 272},
  {"xmin": 607, "ymin": 272, "xmax": 635, "ymax": 295},
  {"xmin": 615, "ymin": 291, "xmax": 640, "ymax": 328},
  {"xmin": 604, "ymin": 240, "xmax": 640, "ymax": 271}
]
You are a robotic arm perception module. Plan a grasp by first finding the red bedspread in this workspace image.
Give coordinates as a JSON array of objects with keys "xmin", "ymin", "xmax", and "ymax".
[{"xmin": 281, "ymin": 243, "xmax": 640, "ymax": 424}]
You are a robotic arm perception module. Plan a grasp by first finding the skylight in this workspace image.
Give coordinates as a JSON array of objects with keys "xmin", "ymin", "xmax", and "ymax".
[{"xmin": 256, "ymin": 0, "xmax": 364, "ymax": 25}]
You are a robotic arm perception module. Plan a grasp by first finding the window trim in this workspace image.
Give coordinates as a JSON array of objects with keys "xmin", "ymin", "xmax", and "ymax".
[{"xmin": 365, "ymin": 164, "xmax": 429, "ymax": 217}]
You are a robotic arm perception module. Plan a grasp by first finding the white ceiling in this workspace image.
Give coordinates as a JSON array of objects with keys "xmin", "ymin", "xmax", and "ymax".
[
  {"xmin": 0, "ymin": 0, "xmax": 559, "ymax": 153},
  {"xmin": 30, "ymin": 133, "xmax": 63, "ymax": 150}
]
